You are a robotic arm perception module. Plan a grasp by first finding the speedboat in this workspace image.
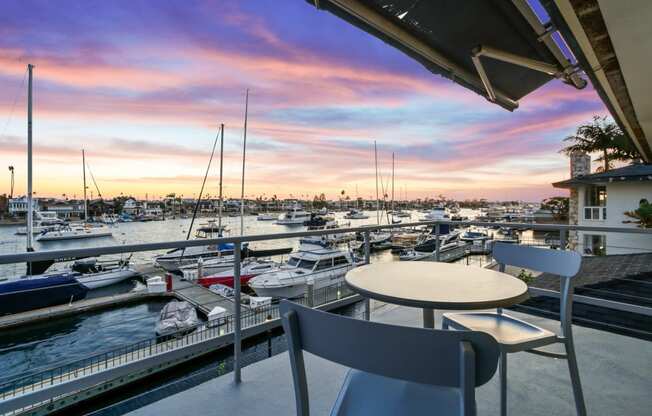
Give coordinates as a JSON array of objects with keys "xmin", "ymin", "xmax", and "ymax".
[
  {"xmin": 155, "ymin": 300, "xmax": 200, "ymax": 337},
  {"xmin": 15, "ymin": 211, "xmax": 65, "ymax": 235},
  {"xmin": 198, "ymin": 258, "xmax": 280, "ymax": 288},
  {"xmin": 393, "ymin": 210, "xmax": 411, "ymax": 218},
  {"xmin": 36, "ymin": 223, "xmax": 113, "ymax": 241},
  {"xmin": 343, "ymin": 209, "xmax": 369, "ymax": 219},
  {"xmin": 276, "ymin": 205, "xmax": 311, "ymax": 225},
  {"xmin": 70, "ymin": 257, "xmax": 139, "ymax": 290},
  {"xmin": 0, "ymin": 272, "xmax": 88, "ymax": 315},
  {"xmin": 257, "ymin": 213, "xmax": 277, "ymax": 221},
  {"xmin": 413, "ymin": 231, "xmax": 460, "ymax": 252},
  {"xmin": 399, "ymin": 241, "xmax": 465, "ymax": 261},
  {"xmin": 155, "ymin": 243, "xmax": 236, "ymax": 272},
  {"xmin": 249, "ymin": 246, "xmax": 358, "ymax": 299},
  {"xmin": 99, "ymin": 214, "xmax": 119, "ymax": 224},
  {"xmin": 460, "ymin": 230, "xmax": 491, "ymax": 242}
]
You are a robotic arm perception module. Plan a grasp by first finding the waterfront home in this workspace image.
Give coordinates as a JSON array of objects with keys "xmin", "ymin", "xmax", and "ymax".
[
  {"xmin": 554, "ymin": 155, "xmax": 652, "ymax": 255},
  {"xmin": 121, "ymin": 198, "xmax": 142, "ymax": 216},
  {"xmin": 7, "ymin": 196, "xmax": 41, "ymax": 217}
]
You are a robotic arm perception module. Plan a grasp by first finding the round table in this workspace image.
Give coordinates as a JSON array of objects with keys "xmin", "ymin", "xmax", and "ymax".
[{"xmin": 345, "ymin": 262, "xmax": 529, "ymax": 328}]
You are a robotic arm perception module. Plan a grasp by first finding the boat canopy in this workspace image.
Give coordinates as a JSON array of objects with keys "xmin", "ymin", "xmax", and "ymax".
[{"xmin": 306, "ymin": 0, "xmax": 586, "ymax": 111}]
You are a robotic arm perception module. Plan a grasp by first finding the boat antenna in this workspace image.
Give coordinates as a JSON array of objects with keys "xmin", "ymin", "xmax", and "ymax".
[
  {"xmin": 26, "ymin": 64, "xmax": 34, "ymax": 266},
  {"xmin": 374, "ymin": 141, "xmax": 379, "ymax": 225},
  {"xmin": 217, "ymin": 123, "xmax": 225, "ymax": 235},
  {"xmin": 240, "ymin": 89, "xmax": 249, "ymax": 236},
  {"xmin": 185, "ymin": 123, "xmax": 222, "ymax": 241}
]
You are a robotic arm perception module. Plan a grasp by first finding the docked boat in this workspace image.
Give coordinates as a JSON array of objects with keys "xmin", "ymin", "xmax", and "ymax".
[
  {"xmin": 460, "ymin": 230, "xmax": 491, "ymax": 242},
  {"xmin": 155, "ymin": 300, "xmax": 201, "ymax": 337},
  {"xmin": 197, "ymin": 258, "xmax": 280, "ymax": 288},
  {"xmin": 36, "ymin": 223, "xmax": 113, "ymax": 241},
  {"xmin": 276, "ymin": 205, "xmax": 311, "ymax": 225},
  {"xmin": 99, "ymin": 214, "xmax": 119, "ymax": 224},
  {"xmin": 399, "ymin": 240, "xmax": 465, "ymax": 261},
  {"xmin": 15, "ymin": 211, "xmax": 64, "ymax": 235},
  {"xmin": 0, "ymin": 272, "xmax": 88, "ymax": 315},
  {"xmin": 420, "ymin": 206, "xmax": 450, "ymax": 222},
  {"xmin": 70, "ymin": 257, "xmax": 139, "ymax": 290},
  {"xmin": 343, "ymin": 209, "xmax": 369, "ymax": 219},
  {"xmin": 257, "ymin": 213, "xmax": 277, "ymax": 221},
  {"xmin": 248, "ymin": 246, "xmax": 358, "ymax": 299},
  {"xmin": 413, "ymin": 230, "xmax": 460, "ymax": 252},
  {"xmin": 394, "ymin": 210, "xmax": 411, "ymax": 218},
  {"xmin": 155, "ymin": 243, "xmax": 236, "ymax": 272}
]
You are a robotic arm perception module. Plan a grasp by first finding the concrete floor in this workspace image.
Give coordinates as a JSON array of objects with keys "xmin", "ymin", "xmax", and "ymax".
[{"xmin": 127, "ymin": 302, "xmax": 652, "ymax": 416}]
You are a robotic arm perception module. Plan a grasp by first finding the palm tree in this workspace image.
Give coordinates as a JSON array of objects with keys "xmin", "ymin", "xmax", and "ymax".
[
  {"xmin": 624, "ymin": 199, "xmax": 652, "ymax": 228},
  {"xmin": 561, "ymin": 116, "xmax": 631, "ymax": 172}
]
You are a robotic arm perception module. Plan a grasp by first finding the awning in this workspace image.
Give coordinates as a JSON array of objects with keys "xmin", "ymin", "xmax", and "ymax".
[
  {"xmin": 307, "ymin": 0, "xmax": 586, "ymax": 111},
  {"xmin": 541, "ymin": 0, "xmax": 652, "ymax": 162}
]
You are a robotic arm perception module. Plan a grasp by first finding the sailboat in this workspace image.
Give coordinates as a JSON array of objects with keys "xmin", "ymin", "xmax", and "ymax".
[
  {"xmin": 37, "ymin": 150, "xmax": 113, "ymax": 241},
  {"xmin": 0, "ymin": 64, "xmax": 89, "ymax": 315}
]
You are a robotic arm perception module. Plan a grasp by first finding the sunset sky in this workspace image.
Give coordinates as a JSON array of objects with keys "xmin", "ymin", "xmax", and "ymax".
[{"xmin": 0, "ymin": 0, "xmax": 609, "ymax": 202}]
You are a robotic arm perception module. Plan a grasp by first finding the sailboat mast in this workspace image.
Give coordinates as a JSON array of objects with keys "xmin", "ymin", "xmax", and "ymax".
[
  {"xmin": 391, "ymin": 153, "xmax": 395, "ymax": 215},
  {"xmin": 82, "ymin": 149, "xmax": 88, "ymax": 222},
  {"xmin": 240, "ymin": 89, "xmax": 249, "ymax": 235},
  {"xmin": 26, "ymin": 64, "xmax": 34, "ymax": 252},
  {"xmin": 374, "ymin": 141, "xmax": 379, "ymax": 225},
  {"xmin": 218, "ymin": 123, "xmax": 224, "ymax": 233}
]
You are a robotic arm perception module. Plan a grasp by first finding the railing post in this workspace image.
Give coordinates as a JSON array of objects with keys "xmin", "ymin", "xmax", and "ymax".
[
  {"xmin": 233, "ymin": 242, "xmax": 242, "ymax": 384},
  {"xmin": 559, "ymin": 227, "xmax": 566, "ymax": 250},
  {"xmin": 363, "ymin": 230, "xmax": 371, "ymax": 321},
  {"xmin": 434, "ymin": 223, "xmax": 441, "ymax": 262},
  {"xmin": 306, "ymin": 282, "xmax": 314, "ymax": 307}
]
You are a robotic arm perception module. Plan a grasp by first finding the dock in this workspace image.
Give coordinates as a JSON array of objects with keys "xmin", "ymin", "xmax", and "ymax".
[{"xmin": 170, "ymin": 274, "xmax": 246, "ymax": 316}]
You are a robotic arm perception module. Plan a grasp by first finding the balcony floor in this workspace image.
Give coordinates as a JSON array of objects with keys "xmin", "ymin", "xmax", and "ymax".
[{"xmin": 126, "ymin": 303, "xmax": 651, "ymax": 416}]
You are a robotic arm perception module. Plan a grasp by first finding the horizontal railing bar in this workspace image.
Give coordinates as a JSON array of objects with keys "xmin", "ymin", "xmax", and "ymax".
[
  {"xmin": 0, "ymin": 220, "xmax": 650, "ymax": 265},
  {"xmin": 528, "ymin": 287, "xmax": 652, "ymax": 317}
]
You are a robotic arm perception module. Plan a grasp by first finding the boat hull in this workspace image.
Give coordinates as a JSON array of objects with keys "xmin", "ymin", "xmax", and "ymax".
[
  {"xmin": 198, "ymin": 274, "xmax": 255, "ymax": 288},
  {"xmin": 78, "ymin": 268, "xmax": 139, "ymax": 290},
  {"xmin": 37, "ymin": 230, "xmax": 113, "ymax": 241},
  {"xmin": 0, "ymin": 274, "xmax": 88, "ymax": 315}
]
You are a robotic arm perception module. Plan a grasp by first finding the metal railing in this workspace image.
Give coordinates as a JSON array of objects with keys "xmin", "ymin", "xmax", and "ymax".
[{"xmin": 0, "ymin": 219, "xmax": 650, "ymax": 414}]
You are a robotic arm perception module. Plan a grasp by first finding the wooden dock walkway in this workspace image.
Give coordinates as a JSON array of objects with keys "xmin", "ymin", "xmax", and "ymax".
[{"xmin": 170, "ymin": 274, "xmax": 246, "ymax": 316}]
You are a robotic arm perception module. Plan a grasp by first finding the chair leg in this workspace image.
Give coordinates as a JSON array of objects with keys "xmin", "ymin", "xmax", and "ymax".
[
  {"xmin": 565, "ymin": 340, "xmax": 587, "ymax": 416},
  {"xmin": 499, "ymin": 351, "xmax": 507, "ymax": 416}
]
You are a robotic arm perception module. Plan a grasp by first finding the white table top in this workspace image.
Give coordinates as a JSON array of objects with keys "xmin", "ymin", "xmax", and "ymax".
[{"xmin": 345, "ymin": 262, "xmax": 529, "ymax": 310}]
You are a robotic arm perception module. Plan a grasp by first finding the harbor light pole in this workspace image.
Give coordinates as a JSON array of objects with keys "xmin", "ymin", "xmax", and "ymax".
[{"xmin": 8, "ymin": 166, "xmax": 14, "ymax": 199}]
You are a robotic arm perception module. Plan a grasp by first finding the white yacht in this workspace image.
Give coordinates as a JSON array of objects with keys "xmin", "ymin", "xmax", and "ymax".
[
  {"xmin": 155, "ymin": 243, "xmax": 235, "ymax": 272},
  {"xmin": 420, "ymin": 206, "xmax": 450, "ymax": 222},
  {"xmin": 15, "ymin": 211, "xmax": 64, "ymax": 235},
  {"xmin": 248, "ymin": 246, "xmax": 358, "ymax": 299},
  {"xmin": 36, "ymin": 224, "xmax": 113, "ymax": 241},
  {"xmin": 343, "ymin": 209, "xmax": 369, "ymax": 219},
  {"xmin": 276, "ymin": 205, "xmax": 310, "ymax": 225},
  {"xmin": 99, "ymin": 214, "xmax": 119, "ymax": 224}
]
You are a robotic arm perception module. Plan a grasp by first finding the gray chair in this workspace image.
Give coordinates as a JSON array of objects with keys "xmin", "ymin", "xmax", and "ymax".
[
  {"xmin": 442, "ymin": 242, "xmax": 586, "ymax": 416},
  {"xmin": 280, "ymin": 300, "xmax": 500, "ymax": 416}
]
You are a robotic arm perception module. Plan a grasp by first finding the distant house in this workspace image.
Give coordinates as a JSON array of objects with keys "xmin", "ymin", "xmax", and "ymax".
[
  {"xmin": 41, "ymin": 199, "xmax": 84, "ymax": 219},
  {"xmin": 8, "ymin": 197, "xmax": 41, "ymax": 217},
  {"xmin": 122, "ymin": 198, "xmax": 142, "ymax": 216},
  {"xmin": 553, "ymin": 153, "xmax": 652, "ymax": 255}
]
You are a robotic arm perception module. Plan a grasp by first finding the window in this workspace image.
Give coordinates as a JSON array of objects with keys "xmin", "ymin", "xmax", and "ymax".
[
  {"xmin": 294, "ymin": 259, "xmax": 316, "ymax": 270},
  {"xmin": 585, "ymin": 185, "xmax": 607, "ymax": 206},
  {"xmin": 583, "ymin": 234, "xmax": 606, "ymax": 256},
  {"xmin": 314, "ymin": 259, "xmax": 333, "ymax": 271},
  {"xmin": 288, "ymin": 257, "xmax": 300, "ymax": 267},
  {"xmin": 333, "ymin": 256, "xmax": 350, "ymax": 266}
]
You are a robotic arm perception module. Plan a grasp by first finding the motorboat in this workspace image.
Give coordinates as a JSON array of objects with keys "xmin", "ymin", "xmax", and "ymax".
[
  {"xmin": 249, "ymin": 246, "xmax": 358, "ymax": 299},
  {"xmin": 15, "ymin": 211, "xmax": 64, "ymax": 235},
  {"xmin": 155, "ymin": 243, "xmax": 236, "ymax": 272},
  {"xmin": 394, "ymin": 210, "xmax": 411, "ymax": 218},
  {"xmin": 0, "ymin": 272, "xmax": 88, "ymax": 315},
  {"xmin": 70, "ymin": 257, "xmax": 139, "ymax": 290},
  {"xmin": 420, "ymin": 206, "xmax": 450, "ymax": 222},
  {"xmin": 413, "ymin": 231, "xmax": 460, "ymax": 253},
  {"xmin": 36, "ymin": 223, "xmax": 113, "ymax": 241},
  {"xmin": 355, "ymin": 230, "xmax": 392, "ymax": 250},
  {"xmin": 257, "ymin": 213, "xmax": 277, "ymax": 221},
  {"xmin": 343, "ymin": 209, "xmax": 369, "ymax": 219},
  {"xmin": 460, "ymin": 230, "xmax": 491, "ymax": 242},
  {"xmin": 399, "ymin": 241, "xmax": 465, "ymax": 261},
  {"xmin": 195, "ymin": 220, "xmax": 228, "ymax": 238},
  {"xmin": 303, "ymin": 213, "xmax": 329, "ymax": 227},
  {"xmin": 99, "ymin": 214, "xmax": 119, "ymax": 224},
  {"xmin": 180, "ymin": 255, "xmax": 235, "ymax": 280},
  {"xmin": 155, "ymin": 300, "xmax": 201, "ymax": 337},
  {"xmin": 276, "ymin": 205, "xmax": 311, "ymax": 225},
  {"xmin": 303, "ymin": 220, "xmax": 354, "ymax": 245},
  {"xmin": 198, "ymin": 258, "xmax": 280, "ymax": 288}
]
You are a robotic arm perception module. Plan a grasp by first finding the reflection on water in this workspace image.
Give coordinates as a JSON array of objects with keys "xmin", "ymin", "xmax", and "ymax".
[{"xmin": 0, "ymin": 299, "xmax": 168, "ymax": 382}]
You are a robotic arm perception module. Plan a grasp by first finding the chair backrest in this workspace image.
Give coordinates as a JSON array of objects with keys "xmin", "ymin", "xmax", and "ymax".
[
  {"xmin": 493, "ymin": 242, "xmax": 581, "ymax": 278},
  {"xmin": 280, "ymin": 300, "xmax": 499, "ymax": 387}
]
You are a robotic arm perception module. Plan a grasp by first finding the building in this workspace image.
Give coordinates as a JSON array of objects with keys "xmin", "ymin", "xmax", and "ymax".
[
  {"xmin": 7, "ymin": 197, "xmax": 41, "ymax": 216},
  {"xmin": 41, "ymin": 199, "xmax": 85, "ymax": 219},
  {"xmin": 553, "ymin": 155, "xmax": 652, "ymax": 255},
  {"xmin": 121, "ymin": 198, "xmax": 142, "ymax": 216}
]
